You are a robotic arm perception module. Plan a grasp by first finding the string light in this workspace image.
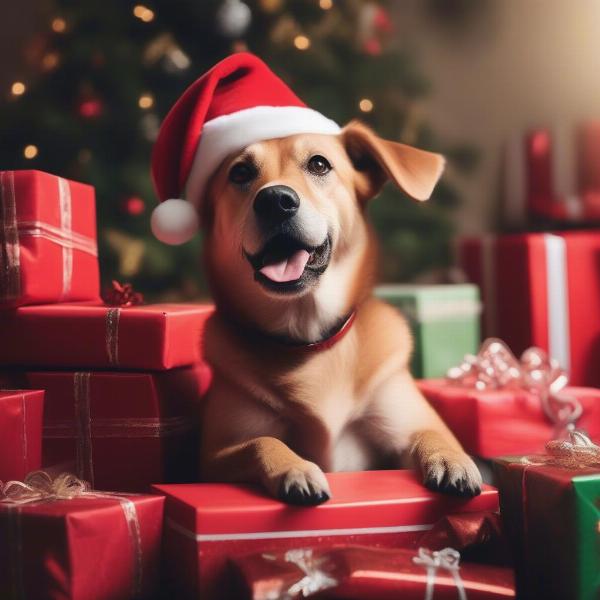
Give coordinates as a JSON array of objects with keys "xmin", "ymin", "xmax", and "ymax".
[
  {"xmin": 51, "ymin": 17, "xmax": 67, "ymax": 33},
  {"xmin": 359, "ymin": 98, "xmax": 374, "ymax": 112},
  {"xmin": 319, "ymin": 0, "xmax": 333, "ymax": 9},
  {"xmin": 133, "ymin": 5, "xmax": 155, "ymax": 22},
  {"xmin": 138, "ymin": 93, "xmax": 154, "ymax": 109},
  {"xmin": 293, "ymin": 35, "xmax": 311, "ymax": 50},
  {"xmin": 11, "ymin": 82, "xmax": 26, "ymax": 96},
  {"xmin": 42, "ymin": 53, "xmax": 60, "ymax": 71},
  {"xmin": 23, "ymin": 145, "xmax": 38, "ymax": 159}
]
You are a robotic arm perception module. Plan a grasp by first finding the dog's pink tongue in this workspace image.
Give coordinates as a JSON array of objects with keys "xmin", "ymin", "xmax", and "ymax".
[{"xmin": 259, "ymin": 249, "xmax": 310, "ymax": 283}]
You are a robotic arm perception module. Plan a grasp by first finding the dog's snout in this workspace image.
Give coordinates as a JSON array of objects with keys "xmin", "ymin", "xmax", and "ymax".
[{"xmin": 254, "ymin": 185, "xmax": 300, "ymax": 225}]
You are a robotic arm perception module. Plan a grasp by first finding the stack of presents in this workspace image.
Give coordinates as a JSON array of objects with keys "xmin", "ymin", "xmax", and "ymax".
[{"xmin": 1, "ymin": 128, "xmax": 600, "ymax": 600}]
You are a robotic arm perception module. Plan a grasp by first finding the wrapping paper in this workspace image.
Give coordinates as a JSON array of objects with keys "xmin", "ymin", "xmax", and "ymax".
[
  {"xmin": 0, "ymin": 170, "xmax": 100, "ymax": 308},
  {"xmin": 457, "ymin": 232, "xmax": 600, "ymax": 386},
  {"xmin": 418, "ymin": 379, "xmax": 600, "ymax": 457},
  {"xmin": 0, "ymin": 474, "xmax": 164, "ymax": 600},
  {"xmin": 0, "ymin": 302, "xmax": 214, "ymax": 370},
  {"xmin": 1, "ymin": 366, "xmax": 209, "ymax": 492},
  {"xmin": 153, "ymin": 470, "xmax": 498, "ymax": 599},
  {"xmin": 0, "ymin": 390, "xmax": 44, "ymax": 481},
  {"xmin": 230, "ymin": 545, "xmax": 515, "ymax": 600}
]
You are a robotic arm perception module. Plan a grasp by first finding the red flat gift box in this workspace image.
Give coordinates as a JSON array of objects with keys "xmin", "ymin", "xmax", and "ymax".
[
  {"xmin": 0, "ymin": 170, "xmax": 100, "ymax": 308},
  {"xmin": 418, "ymin": 379, "xmax": 600, "ymax": 457},
  {"xmin": 0, "ymin": 301, "xmax": 214, "ymax": 370},
  {"xmin": 458, "ymin": 232, "xmax": 600, "ymax": 387},
  {"xmin": 153, "ymin": 470, "xmax": 498, "ymax": 599},
  {"xmin": 0, "ymin": 390, "xmax": 44, "ymax": 481},
  {"xmin": 230, "ymin": 545, "xmax": 515, "ymax": 599},
  {"xmin": 2, "ymin": 366, "xmax": 209, "ymax": 492},
  {"xmin": 0, "ymin": 490, "xmax": 164, "ymax": 600}
]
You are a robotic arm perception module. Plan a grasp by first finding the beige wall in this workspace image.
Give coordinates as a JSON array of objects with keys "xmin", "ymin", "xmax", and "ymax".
[{"xmin": 397, "ymin": 0, "xmax": 600, "ymax": 233}]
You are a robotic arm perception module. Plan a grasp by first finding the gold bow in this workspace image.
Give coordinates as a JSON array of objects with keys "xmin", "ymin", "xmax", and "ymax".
[{"xmin": 1, "ymin": 471, "xmax": 91, "ymax": 505}]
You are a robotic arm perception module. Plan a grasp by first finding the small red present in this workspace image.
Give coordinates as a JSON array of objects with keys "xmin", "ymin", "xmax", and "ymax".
[
  {"xmin": 2, "ymin": 366, "xmax": 208, "ymax": 492},
  {"xmin": 0, "ymin": 170, "xmax": 100, "ymax": 307},
  {"xmin": 458, "ymin": 231, "xmax": 600, "ymax": 387},
  {"xmin": 0, "ymin": 302, "xmax": 214, "ymax": 370},
  {"xmin": 230, "ymin": 545, "xmax": 515, "ymax": 599},
  {"xmin": 0, "ymin": 390, "xmax": 44, "ymax": 481},
  {"xmin": 153, "ymin": 470, "xmax": 499, "ymax": 599},
  {"xmin": 0, "ymin": 472, "xmax": 164, "ymax": 600}
]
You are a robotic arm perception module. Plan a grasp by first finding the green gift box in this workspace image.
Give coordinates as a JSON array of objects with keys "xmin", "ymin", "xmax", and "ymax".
[
  {"xmin": 493, "ymin": 455, "xmax": 600, "ymax": 600},
  {"xmin": 375, "ymin": 284, "xmax": 481, "ymax": 378}
]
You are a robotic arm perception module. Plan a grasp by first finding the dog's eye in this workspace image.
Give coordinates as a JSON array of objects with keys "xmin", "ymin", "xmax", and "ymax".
[
  {"xmin": 229, "ymin": 162, "xmax": 257, "ymax": 185},
  {"xmin": 307, "ymin": 155, "xmax": 332, "ymax": 176}
]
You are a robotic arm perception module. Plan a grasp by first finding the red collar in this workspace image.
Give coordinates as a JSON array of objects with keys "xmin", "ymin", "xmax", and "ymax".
[{"xmin": 299, "ymin": 311, "xmax": 356, "ymax": 352}]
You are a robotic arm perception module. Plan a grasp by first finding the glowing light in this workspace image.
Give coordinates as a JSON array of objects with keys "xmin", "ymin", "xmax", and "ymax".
[
  {"xmin": 138, "ymin": 93, "xmax": 154, "ymax": 109},
  {"xmin": 133, "ymin": 5, "xmax": 155, "ymax": 22},
  {"xmin": 24, "ymin": 145, "xmax": 38, "ymax": 159},
  {"xmin": 51, "ymin": 17, "xmax": 67, "ymax": 33},
  {"xmin": 319, "ymin": 0, "xmax": 333, "ymax": 9},
  {"xmin": 294, "ymin": 35, "xmax": 311, "ymax": 50},
  {"xmin": 42, "ymin": 53, "xmax": 60, "ymax": 70},
  {"xmin": 359, "ymin": 98, "xmax": 374, "ymax": 112},
  {"xmin": 11, "ymin": 82, "xmax": 26, "ymax": 96}
]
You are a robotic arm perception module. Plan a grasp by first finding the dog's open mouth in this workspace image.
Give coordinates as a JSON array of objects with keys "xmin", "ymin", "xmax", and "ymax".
[{"xmin": 244, "ymin": 234, "xmax": 331, "ymax": 294}]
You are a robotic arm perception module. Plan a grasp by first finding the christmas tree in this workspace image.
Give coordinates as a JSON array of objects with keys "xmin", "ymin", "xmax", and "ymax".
[{"xmin": 0, "ymin": 0, "xmax": 476, "ymax": 300}]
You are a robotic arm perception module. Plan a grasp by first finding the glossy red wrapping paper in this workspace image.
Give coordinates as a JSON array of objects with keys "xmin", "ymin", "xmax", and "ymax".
[
  {"xmin": 1, "ymin": 366, "xmax": 210, "ymax": 492},
  {"xmin": 153, "ymin": 470, "xmax": 499, "ymax": 599},
  {"xmin": 0, "ymin": 493, "xmax": 164, "ymax": 600},
  {"xmin": 418, "ymin": 379, "xmax": 600, "ymax": 457},
  {"xmin": 230, "ymin": 545, "xmax": 515, "ymax": 599},
  {"xmin": 0, "ymin": 390, "xmax": 44, "ymax": 481},
  {"xmin": 0, "ymin": 302, "xmax": 214, "ymax": 370},
  {"xmin": 0, "ymin": 170, "xmax": 100, "ymax": 308}
]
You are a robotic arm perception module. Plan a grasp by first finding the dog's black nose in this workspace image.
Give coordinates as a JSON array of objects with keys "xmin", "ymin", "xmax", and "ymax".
[{"xmin": 253, "ymin": 185, "xmax": 300, "ymax": 225}]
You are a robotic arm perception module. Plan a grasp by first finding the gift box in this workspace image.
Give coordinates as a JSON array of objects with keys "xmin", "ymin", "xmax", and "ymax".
[
  {"xmin": 153, "ymin": 470, "xmax": 498, "ymax": 599},
  {"xmin": 0, "ymin": 390, "xmax": 44, "ymax": 481},
  {"xmin": 0, "ymin": 366, "xmax": 210, "ymax": 492},
  {"xmin": 375, "ymin": 284, "xmax": 481, "ymax": 378},
  {"xmin": 0, "ymin": 301, "xmax": 214, "ymax": 370},
  {"xmin": 0, "ymin": 472, "xmax": 164, "ymax": 600},
  {"xmin": 0, "ymin": 170, "xmax": 100, "ymax": 308},
  {"xmin": 493, "ymin": 435, "xmax": 600, "ymax": 600},
  {"xmin": 458, "ymin": 231, "xmax": 600, "ymax": 386}
]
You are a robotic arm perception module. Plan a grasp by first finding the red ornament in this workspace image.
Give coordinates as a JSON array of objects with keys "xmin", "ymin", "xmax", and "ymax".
[
  {"xmin": 373, "ymin": 6, "xmax": 394, "ymax": 33},
  {"xmin": 123, "ymin": 195, "xmax": 146, "ymax": 216},
  {"xmin": 363, "ymin": 37, "xmax": 382, "ymax": 56},
  {"xmin": 102, "ymin": 280, "xmax": 144, "ymax": 307},
  {"xmin": 78, "ymin": 98, "xmax": 103, "ymax": 118}
]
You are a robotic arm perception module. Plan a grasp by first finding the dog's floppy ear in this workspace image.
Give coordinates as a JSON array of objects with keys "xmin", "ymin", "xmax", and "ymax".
[{"xmin": 341, "ymin": 120, "xmax": 445, "ymax": 202}]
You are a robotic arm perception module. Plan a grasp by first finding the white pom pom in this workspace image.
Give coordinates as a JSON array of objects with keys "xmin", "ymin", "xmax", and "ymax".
[{"xmin": 151, "ymin": 198, "xmax": 199, "ymax": 245}]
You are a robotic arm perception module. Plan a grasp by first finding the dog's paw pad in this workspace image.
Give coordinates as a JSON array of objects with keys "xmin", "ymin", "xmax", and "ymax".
[
  {"xmin": 422, "ymin": 452, "xmax": 482, "ymax": 498},
  {"xmin": 277, "ymin": 463, "xmax": 331, "ymax": 506}
]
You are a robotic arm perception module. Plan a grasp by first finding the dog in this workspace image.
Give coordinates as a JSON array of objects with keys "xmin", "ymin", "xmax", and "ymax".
[{"xmin": 196, "ymin": 119, "xmax": 482, "ymax": 505}]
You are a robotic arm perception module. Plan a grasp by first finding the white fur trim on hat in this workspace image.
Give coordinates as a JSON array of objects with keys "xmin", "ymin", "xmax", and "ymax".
[
  {"xmin": 151, "ymin": 198, "xmax": 199, "ymax": 245},
  {"xmin": 184, "ymin": 105, "xmax": 340, "ymax": 205}
]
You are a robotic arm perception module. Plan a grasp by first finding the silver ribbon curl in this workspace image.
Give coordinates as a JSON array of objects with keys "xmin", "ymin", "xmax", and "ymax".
[
  {"xmin": 413, "ymin": 547, "xmax": 467, "ymax": 600},
  {"xmin": 522, "ymin": 430, "xmax": 600, "ymax": 469},
  {"xmin": 447, "ymin": 337, "xmax": 583, "ymax": 435}
]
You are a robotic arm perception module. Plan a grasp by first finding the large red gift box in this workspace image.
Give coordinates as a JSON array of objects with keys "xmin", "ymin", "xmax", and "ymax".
[
  {"xmin": 0, "ymin": 477, "xmax": 164, "ymax": 600},
  {"xmin": 0, "ymin": 170, "xmax": 100, "ymax": 308},
  {"xmin": 1, "ymin": 366, "xmax": 209, "ymax": 492},
  {"xmin": 418, "ymin": 379, "xmax": 600, "ymax": 457},
  {"xmin": 230, "ymin": 545, "xmax": 515, "ymax": 599},
  {"xmin": 0, "ymin": 302, "xmax": 214, "ymax": 370},
  {"xmin": 0, "ymin": 390, "xmax": 44, "ymax": 481},
  {"xmin": 458, "ymin": 232, "xmax": 600, "ymax": 386},
  {"xmin": 153, "ymin": 470, "xmax": 498, "ymax": 599}
]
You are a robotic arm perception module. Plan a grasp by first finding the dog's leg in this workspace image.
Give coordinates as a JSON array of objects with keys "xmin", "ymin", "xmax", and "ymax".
[{"xmin": 365, "ymin": 369, "xmax": 482, "ymax": 497}]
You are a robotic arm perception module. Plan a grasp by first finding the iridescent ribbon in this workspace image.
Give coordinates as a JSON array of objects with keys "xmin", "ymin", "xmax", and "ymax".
[
  {"xmin": 413, "ymin": 547, "xmax": 467, "ymax": 600},
  {"xmin": 0, "ymin": 471, "xmax": 144, "ymax": 599},
  {"xmin": 447, "ymin": 338, "xmax": 582, "ymax": 436}
]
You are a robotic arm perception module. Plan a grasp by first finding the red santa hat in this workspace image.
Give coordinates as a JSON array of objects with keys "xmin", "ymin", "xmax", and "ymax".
[{"xmin": 151, "ymin": 52, "xmax": 340, "ymax": 244}]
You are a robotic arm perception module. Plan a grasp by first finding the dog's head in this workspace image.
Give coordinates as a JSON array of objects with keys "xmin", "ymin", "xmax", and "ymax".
[{"xmin": 200, "ymin": 120, "xmax": 444, "ymax": 339}]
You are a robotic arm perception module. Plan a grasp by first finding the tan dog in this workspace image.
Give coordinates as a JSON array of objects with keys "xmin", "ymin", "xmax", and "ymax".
[{"xmin": 197, "ymin": 120, "xmax": 482, "ymax": 505}]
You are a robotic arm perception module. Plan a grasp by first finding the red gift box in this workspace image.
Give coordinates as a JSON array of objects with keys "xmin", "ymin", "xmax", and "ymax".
[
  {"xmin": 0, "ymin": 302, "xmax": 214, "ymax": 370},
  {"xmin": 458, "ymin": 232, "xmax": 600, "ymax": 387},
  {"xmin": 0, "ymin": 390, "xmax": 44, "ymax": 481},
  {"xmin": 0, "ymin": 473, "xmax": 164, "ymax": 600},
  {"xmin": 0, "ymin": 170, "xmax": 100, "ymax": 308},
  {"xmin": 418, "ymin": 379, "xmax": 600, "ymax": 457},
  {"xmin": 1, "ymin": 366, "xmax": 209, "ymax": 492},
  {"xmin": 153, "ymin": 470, "xmax": 499, "ymax": 599},
  {"xmin": 230, "ymin": 545, "xmax": 515, "ymax": 599}
]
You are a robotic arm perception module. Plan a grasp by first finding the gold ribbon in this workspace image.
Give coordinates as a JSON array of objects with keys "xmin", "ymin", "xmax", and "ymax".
[
  {"xmin": 73, "ymin": 372, "xmax": 94, "ymax": 486},
  {"xmin": 0, "ymin": 171, "xmax": 21, "ymax": 302},
  {"xmin": 521, "ymin": 430, "xmax": 600, "ymax": 469},
  {"xmin": 1, "ymin": 471, "xmax": 144, "ymax": 598},
  {"xmin": 57, "ymin": 177, "xmax": 73, "ymax": 300},
  {"xmin": 105, "ymin": 308, "xmax": 121, "ymax": 366}
]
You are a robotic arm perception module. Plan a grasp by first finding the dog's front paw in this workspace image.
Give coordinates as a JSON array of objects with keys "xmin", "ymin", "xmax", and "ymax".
[
  {"xmin": 421, "ymin": 450, "xmax": 482, "ymax": 498},
  {"xmin": 276, "ymin": 461, "xmax": 331, "ymax": 506}
]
